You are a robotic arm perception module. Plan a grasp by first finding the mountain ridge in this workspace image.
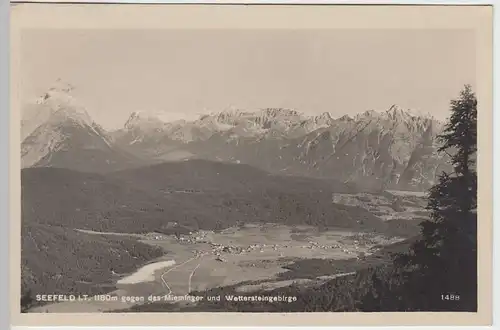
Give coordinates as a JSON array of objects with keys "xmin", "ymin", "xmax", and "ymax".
[{"xmin": 21, "ymin": 82, "xmax": 451, "ymax": 190}]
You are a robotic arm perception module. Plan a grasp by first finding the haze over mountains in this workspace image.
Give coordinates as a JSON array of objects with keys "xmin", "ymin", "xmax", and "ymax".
[{"xmin": 21, "ymin": 81, "xmax": 451, "ymax": 191}]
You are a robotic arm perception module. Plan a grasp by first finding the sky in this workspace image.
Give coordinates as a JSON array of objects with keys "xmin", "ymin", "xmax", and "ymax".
[{"xmin": 21, "ymin": 29, "xmax": 476, "ymax": 130}]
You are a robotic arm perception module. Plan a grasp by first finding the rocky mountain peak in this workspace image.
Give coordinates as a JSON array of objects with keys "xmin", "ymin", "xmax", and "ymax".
[
  {"xmin": 338, "ymin": 114, "xmax": 353, "ymax": 121},
  {"xmin": 311, "ymin": 112, "xmax": 333, "ymax": 125},
  {"xmin": 22, "ymin": 80, "xmax": 97, "ymax": 140},
  {"xmin": 123, "ymin": 111, "xmax": 168, "ymax": 130},
  {"xmin": 260, "ymin": 107, "xmax": 301, "ymax": 118},
  {"xmin": 35, "ymin": 79, "xmax": 76, "ymax": 106}
]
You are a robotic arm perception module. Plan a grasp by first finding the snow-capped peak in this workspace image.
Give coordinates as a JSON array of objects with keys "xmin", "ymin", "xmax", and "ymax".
[
  {"xmin": 353, "ymin": 105, "xmax": 436, "ymax": 124},
  {"xmin": 123, "ymin": 110, "xmax": 199, "ymax": 130},
  {"xmin": 311, "ymin": 111, "xmax": 333, "ymax": 125},
  {"xmin": 35, "ymin": 79, "xmax": 76, "ymax": 106},
  {"xmin": 259, "ymin": 108, "xmax": 301, "ymax": 118},
  {"xmin": 385, "ymin": 105, "xmax": 417, "ymax": 121},
  {"xmin": 22, "ymin": 80, "xmax": 96, "ymax": 140},
  {"xmin": 337, "ymin": 114, "xmax": 353, "ymax": 121},
  {"xmin": 50, "ymin": 78, "xmax": 75, "ymax": 92},
  {"xmin": 317, "ymin": 112, "xmax": 333, "ymax": 120},
  {"xmin": 21, "ymin": 81, "xmax": 118, "ymax": 168},
  {"xmin": 124, "ymin": 111, "xmax": 166, "ymax": 129}
]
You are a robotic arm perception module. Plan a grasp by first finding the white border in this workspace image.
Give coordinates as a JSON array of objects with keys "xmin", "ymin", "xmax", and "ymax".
[
  {"xmin": 2, "ymin": 1, "xmax": 497, "ymax": 330},
  {"xmin": 1, "ymin": 2, "xmax": 10, "ymax": 330},
  {"xmin": 6, "ymin": 0, "xmax": 498, "ymax": 3}
]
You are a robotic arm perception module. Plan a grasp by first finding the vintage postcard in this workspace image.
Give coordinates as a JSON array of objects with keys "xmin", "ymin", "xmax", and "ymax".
[{"xmin": 9, "ymin": 3, "xmax": 493, "ymax": 327}]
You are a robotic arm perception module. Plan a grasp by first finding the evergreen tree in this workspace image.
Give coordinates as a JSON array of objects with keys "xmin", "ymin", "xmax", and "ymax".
[
  {"xmin": 393, "ymin": 85, "xmax": 478, "ymax": 311},
  {"xmin": 357, "ymin": 85, "xmax": 478, "ymax": 312}
]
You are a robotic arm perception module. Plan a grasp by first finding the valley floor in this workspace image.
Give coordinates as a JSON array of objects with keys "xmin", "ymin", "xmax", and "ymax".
[{"xmin": 28, "ymin": 223, "xmax": 403, "ymax": 313}]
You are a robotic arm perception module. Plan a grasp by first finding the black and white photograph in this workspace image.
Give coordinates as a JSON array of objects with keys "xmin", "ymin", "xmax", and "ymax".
[{"xmin": 10, "ymin": 3, "xmax": 493, "ymax": 326}]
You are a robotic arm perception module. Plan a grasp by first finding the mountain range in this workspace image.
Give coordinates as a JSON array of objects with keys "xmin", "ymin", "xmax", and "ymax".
[{"xmin": 21, "ymin": 81, "xmax": 451, "ymax": 191}]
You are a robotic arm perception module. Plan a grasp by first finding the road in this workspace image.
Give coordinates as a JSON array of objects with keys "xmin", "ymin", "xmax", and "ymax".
[{"xmin": 160, "ymin": 252, "xmax": 209, "ymax": 296}]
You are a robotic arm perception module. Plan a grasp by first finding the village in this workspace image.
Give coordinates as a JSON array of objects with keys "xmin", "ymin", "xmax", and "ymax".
[{"xmin": 144, "ymin": 228, "xmax": 387, "ymax": 263}]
